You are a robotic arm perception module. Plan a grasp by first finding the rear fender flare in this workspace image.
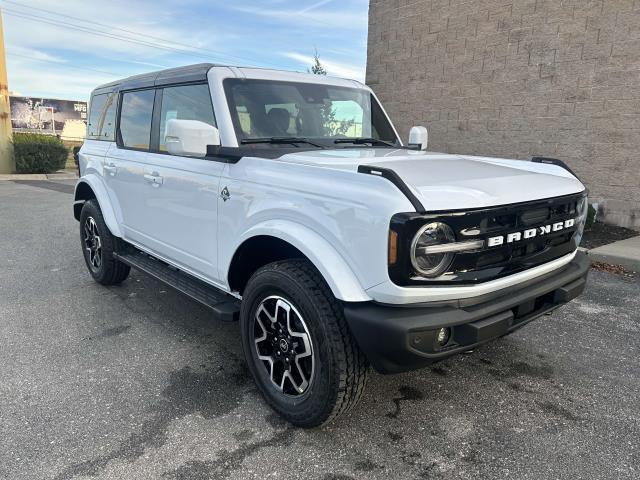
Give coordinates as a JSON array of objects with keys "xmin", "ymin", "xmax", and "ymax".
[{"xmin": 73, "ymin": 176, "xmax": 122, "ymax": 238}]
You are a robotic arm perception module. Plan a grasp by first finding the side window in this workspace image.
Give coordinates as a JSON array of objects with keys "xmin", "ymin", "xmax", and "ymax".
[
  {"xmin": 119, "ymin": 90, "xmax": 155, "ymax": 150},
  {"xmin": 87, "ymin": 94, "xmax": 106, "ymax": 139},
  {"xmin": 159, "ymin": 84, "xmax": 215, "ymax": 152},
  {"xmin": 87, "ymin": 93, "xmax": 117, "ymax": 140},
  {"xmin": 100, "ymin": 94, "xmax": 117, "ymax": 140}
]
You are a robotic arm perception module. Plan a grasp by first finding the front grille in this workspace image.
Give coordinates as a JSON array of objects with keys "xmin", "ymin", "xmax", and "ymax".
[{"xmin": 389, "ymin": 192, "xmax": 586, "ymax": 286}]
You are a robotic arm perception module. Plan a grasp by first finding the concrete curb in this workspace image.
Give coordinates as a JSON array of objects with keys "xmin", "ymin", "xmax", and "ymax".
[
  {"xmin": 46, "ymin": 173, "xmax": 79, "ymax": 180},
  {"xmin": 0, "ymin": 174, "xmax": 48, "ymax": 180},
  {"xmin": 587, "ymin": 236, "xmax": 640, "ymax": 272},
  {"xmin": 0, "ymin": 173, "xmax": 78, "ymax": 181}
]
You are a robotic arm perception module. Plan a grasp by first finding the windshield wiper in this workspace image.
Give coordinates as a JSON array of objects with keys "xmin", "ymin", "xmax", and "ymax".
[
  {"xmin": 241, "ymin": 137, "xmax": 326, "ymax": 148},
  {"xmin": 333, "ymin": 137, "xmax": 396, "ymax": 147}
]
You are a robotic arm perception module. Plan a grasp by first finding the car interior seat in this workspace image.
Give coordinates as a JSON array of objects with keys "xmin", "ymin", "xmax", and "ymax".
[{"xmin": 266, "ymin": 108, "xmax": 291, "ymax": 136}]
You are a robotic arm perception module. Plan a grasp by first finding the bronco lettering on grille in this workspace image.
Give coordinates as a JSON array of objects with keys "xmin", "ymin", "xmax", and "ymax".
[{"xmin": 487, "ymin": 218, "xmax": 576, "ymax": 247}]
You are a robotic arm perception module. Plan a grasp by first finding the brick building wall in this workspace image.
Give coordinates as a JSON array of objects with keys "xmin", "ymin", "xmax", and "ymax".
[{"xmin": 366, "ymin": 0, "xmax": 640, "ymax": 229}]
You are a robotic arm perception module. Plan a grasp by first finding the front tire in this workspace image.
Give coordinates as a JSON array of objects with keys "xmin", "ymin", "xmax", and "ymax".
[
  {"xmin": 240, "ymin": 259, "xmax": 368, "ymax": 427},
  {"xmin": 79, "ymin": 199, "xmax": 130, "ymax": 285}
]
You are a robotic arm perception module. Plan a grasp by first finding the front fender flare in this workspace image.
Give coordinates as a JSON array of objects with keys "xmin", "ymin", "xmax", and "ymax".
[
  {"xmin": 228, "ymin": 220, "xmax": 371, "ymax": 303},
  {"xmin": 74, "ymin": 176, "xmax": 122, "ymax": 238}
]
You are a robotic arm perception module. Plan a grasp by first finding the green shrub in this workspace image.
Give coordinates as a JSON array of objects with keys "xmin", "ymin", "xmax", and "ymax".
[{"xmin": 13, "ymin": 133, "xmax": 69, "ymax": 174}]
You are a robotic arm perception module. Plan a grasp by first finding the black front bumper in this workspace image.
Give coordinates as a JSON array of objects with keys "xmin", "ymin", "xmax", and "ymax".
[{"xmin": 343, "ymin": 252, "xmax": 590, "ymax": 374}]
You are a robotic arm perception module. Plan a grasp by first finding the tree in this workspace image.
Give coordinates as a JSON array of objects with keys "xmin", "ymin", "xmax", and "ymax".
[
  {"xmin": 310, "ymin": 49, "xmax": 327, "ymax": 75},
  {"xmin": 309, "ymin": 50, "xmax": 354, "ymax": 136}
]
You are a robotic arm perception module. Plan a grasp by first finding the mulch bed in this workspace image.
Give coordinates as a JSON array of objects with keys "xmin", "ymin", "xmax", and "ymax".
[
  {"xmin": 590, "ymin": 261, "xmax": 636, "ymax": 277},
  {"xmin": 580, "ymin": 222, "xmax": 639, "ymax": 276},
  {"xmin": 581, "ymin": 222, "xmax": 639, "ymax": 250}
]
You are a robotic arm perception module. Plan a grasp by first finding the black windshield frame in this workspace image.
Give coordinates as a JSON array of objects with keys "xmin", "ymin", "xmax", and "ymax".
[{"xmin": 223, "ymin": 78, "xmax": 400, "ymax": 148}]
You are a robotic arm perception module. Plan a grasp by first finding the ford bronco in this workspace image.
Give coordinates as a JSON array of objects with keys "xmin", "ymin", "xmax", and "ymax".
[{"xmin": 75, "ymin": 63, "xmax": 589, "ymax": 427}]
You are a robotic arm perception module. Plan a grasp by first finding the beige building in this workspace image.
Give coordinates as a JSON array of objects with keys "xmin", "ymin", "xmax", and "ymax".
[{"xmin": 367, "ymin": 0, "xmax": 640, "ymax": 229}]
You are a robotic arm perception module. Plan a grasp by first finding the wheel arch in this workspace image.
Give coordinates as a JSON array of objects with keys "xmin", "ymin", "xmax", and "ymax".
[
  {"xmin": 73, "ymin": 177, "xmax": 122, "ymax": 238},
  {"xmin": 226, "ymin": 223, "xmax": 371, "ymax": 303}
]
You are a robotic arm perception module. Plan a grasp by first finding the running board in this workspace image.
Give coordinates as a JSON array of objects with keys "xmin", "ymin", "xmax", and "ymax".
[{"xmin": 113, "ymin": 248, "xmax": 240, "ymax": 322}]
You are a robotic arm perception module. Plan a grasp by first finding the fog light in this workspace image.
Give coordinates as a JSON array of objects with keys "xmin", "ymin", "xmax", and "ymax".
[{"xmin": 436, "ymin": 327, "xmax": 451, "ymax": 346}]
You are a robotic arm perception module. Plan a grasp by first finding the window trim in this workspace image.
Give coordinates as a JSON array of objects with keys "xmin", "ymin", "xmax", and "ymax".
[
  {"xmin": 116, "ymin": 87, "xmax": 157, "ymax": 152},
  {"xmin": 150, "ymin": 88, "xmax": 163, "ymax": 153}
]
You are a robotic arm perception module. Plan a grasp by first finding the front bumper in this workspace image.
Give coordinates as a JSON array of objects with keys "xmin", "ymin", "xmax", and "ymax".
[{"xmin": 343, "ymin": 251, "xmax": 590, "ymax": 374}]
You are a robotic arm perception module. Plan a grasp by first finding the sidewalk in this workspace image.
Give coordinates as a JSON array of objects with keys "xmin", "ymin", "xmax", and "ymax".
[
  {"xmin": 0, "ymin": 170, "xmax": 78, "ymax": 181},
  {"xmin": 589, "ymin": 235, "xmax": 640, "ymax": 272}
]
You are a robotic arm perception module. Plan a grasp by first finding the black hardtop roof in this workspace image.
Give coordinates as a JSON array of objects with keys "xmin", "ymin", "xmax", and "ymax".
[{"xmin": 92, "ymin": 63, "xmax": 220, "ymax": 95}]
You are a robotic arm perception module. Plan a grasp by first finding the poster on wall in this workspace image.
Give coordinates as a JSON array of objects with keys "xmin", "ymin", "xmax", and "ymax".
[{"xmin": 9, "ymin": 96, "xmax": 88, "ymax": 141}]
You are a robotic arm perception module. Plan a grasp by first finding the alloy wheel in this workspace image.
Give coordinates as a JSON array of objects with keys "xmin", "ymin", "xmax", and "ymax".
[
  {"xmin": 253, "ymin": 296, "xmax": 314, "ymax": 396},
  {"xmin": 83, "ymin": 216, "xmax": 102, "ymax": 271}
]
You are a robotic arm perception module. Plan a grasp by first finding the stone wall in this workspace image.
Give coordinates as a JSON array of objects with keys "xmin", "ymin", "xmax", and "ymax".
[{"xmin": 367, "ymin": 0, "xmax": 640, "ymax": 229}]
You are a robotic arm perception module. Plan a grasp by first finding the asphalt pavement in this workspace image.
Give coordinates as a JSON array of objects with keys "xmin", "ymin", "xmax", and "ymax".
[{"xmin": 0, "ymin": 180, "xmax": 638, "ymax": 480}]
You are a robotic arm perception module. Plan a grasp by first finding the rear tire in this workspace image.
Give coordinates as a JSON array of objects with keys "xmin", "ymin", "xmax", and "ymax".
[
  {"xmin": 240, "ymin": 259, "xmax": 368, "ymax": 427},
  {"xmin": 79, "ymin": 199, "xmax": 130, "ymax": 285}
]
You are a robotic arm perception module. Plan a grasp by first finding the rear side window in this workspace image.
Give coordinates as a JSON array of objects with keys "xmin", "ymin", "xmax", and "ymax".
[
  {"xmin": 87, "ymin": 93, "xmax": 116, "ymax": 140},
  {"xmin": 158, "ymin": 84, "xmax": 216, "ymax": 152},
  {"xmin": 119, "ymin": 90, "xmax": 155, "ymax": 150}
]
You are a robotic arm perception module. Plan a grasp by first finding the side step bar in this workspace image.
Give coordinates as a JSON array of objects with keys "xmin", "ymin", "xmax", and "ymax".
[{"xmin": 113, "ymin": 247, "xmax": 240, "ymax": 321}]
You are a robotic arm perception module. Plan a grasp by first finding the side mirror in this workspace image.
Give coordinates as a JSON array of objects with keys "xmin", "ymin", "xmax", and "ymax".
[
  {"xmin": 408, "ymin": 126, "xmax": 428, "ymax": 151},
  {"xmin": 165, "ymin": 119, "xmax": 220, "ymax": 157}
]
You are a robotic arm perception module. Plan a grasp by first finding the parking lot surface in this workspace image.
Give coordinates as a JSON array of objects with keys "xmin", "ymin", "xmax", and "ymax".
[{"xmin": 1, "ymin": 180, "xmax": 638, "ymax": 480}]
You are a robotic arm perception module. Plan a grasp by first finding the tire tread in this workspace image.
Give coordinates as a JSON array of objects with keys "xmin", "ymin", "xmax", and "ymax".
[
  {"xmin": 243, "ymin": 259, "xmax": 368, "ymax": 426},
  {"xmin": 80, "ymin": 199, "xmax": 130, "ymax": 285}
]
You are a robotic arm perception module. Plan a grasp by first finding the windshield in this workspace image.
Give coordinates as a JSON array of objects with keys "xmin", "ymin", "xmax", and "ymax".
[{"xmin": 223, "ymin": 78, "xmax": 398, "ymax": 147}]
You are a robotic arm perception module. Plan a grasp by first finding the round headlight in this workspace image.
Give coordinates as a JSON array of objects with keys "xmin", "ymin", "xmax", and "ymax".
[{"xmin": 410, "ymin": 222, "xmax": 455, "ymax": 277}]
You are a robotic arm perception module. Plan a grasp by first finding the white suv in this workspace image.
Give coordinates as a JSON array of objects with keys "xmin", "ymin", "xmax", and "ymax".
[{"xmin": 75, "ymin": 63, "xmax": 590, "ymax": 427}]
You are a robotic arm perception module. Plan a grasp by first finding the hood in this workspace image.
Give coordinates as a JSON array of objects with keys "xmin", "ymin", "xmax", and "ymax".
[{"xmin": 278, "ymin": 148, "xmax": 585, "ymax": 211}]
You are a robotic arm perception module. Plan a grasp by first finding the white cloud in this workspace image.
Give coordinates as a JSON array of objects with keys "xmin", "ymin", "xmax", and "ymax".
[
  {"xmin": 6, "ymin": 46, "xmax": 66, "ymax": 64},
  {"xmin": 2, "ymin": 0, "xmax": 244, "ymax": 99},
  {"xmin": 7, "ymin": 58, "xmax": 113, "ymax": 100},
  {"xmin": 232, "ymin": 2, "xmax": 367, "ymax": 30},
  {"xmin": 282, "ymin": 52, "xmax": 364, "ymax": 81},
  {"xmin": 1, "ymin": 0, "xmax": 370, "ymax": 98},
  {"xmin": 4, "ymin": 13, "xmax": 227, "ymax": 60},
  {"xmin": 297, "ymin": 0, "xmax": 334, "ymax": 15}
]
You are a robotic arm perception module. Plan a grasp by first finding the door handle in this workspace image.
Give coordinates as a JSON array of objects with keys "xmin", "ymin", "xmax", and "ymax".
[
  {"xmin": 143, "ymin": 172, "xmax": 163, "ymax": 186},
  {"xmin": 103, "ymin": 163, "xmax": 117, "ymax": 175}
]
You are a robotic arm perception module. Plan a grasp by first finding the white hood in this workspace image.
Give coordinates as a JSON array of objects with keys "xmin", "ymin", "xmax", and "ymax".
[{"xmin": 278, "ymin": 149, "xmax": 585, "ymax": 211}]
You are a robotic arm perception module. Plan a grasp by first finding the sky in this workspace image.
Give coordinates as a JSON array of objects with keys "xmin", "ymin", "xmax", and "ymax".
[{"xmin": 2, "ymin": 0, "xmax": 369, "ymax": 101}]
